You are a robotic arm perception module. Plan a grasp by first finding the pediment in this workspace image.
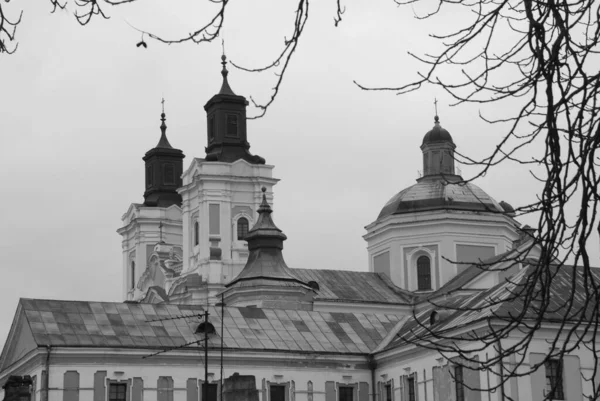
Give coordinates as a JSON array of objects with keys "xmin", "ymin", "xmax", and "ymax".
[{"xmin": 0, "ymin": 306, "xmax": 37, "ymax": 372}]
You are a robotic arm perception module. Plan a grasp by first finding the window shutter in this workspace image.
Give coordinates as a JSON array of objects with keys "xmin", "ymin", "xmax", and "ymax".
[
  {"xmin": 433, "ymin": 365, "xmax": 452, "ymax": 401},
  {"xmin": 359, "ymin": 382, "xmax": 369, "ymax": 401},
  {"xmin": 93, "ymin": 371, "xmax": 107, "ymax": 401},
  {"xmin": 63, "ymin": 371, "xmax": 79, "ymax": 401},
  {"xmin": 464, "ymin": 357, "xmax": 481, "ymax": 401},
  {"xmin": 325, "ymin": 382, "xmax": 336, "ymax": 401},
  {"xmin": 158, "ymin": 377, "xmax": 174, "ymax": 401},
  {"xmin": 563, "ymin": 356, "xmax": 583, "ymax": 401},
  {"xmin": 528, "ymin": 353, "xmax": 546, "ymax": 401},
  {"xmin": 132, "ymin": 378, "xmax": 144, "ymax": 401}
]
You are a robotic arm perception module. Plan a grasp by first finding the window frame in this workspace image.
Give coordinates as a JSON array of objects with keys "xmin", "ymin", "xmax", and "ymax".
[
  {"xmin": 385, "ymin": 383, "xmax": 392, "ymax": 401},
  {"xmin": 130, "ymin": 260, "xmax": 135, "ymax": 290},
  {"xmin": 208, "ymin": 115, "xmax": 215, "ymax": 142},
  {"xmin": 407, "ymin": 377, "xmax": 415, "ymax": 401},
  {"xmin": 201, "ymin": 382, "xmax": 218, "ymax": 401},
  {"xmin": 417, "ymin": 255, "xmax": 432, "ymax": 290},
  {"xmin": 226, "ymin": 114, "xmax": 239, "ymax": 138},
  {"xmin": 544, "ymin": 359, "xmax": 565, "ymax": 400},
  {"xmin": 454, "ymin": 365, "xmax": 465, "ymax": 401},
  {"xmin": 269, "ymin": 385, "xmax": 286, "ymax": 401},
  {"xmin": 108, "ymin": 382, "xmax": 129, "ymax": 401},
  {"xmin": 162, "ymin": 163, "xmax": 175, "ymax": 185},
  {"xmin": 237, "ymin": 217, "xmax": 249, "ymax": 240},
  {"xmin": 338, "ymin": 386, "xmax": 354, "ymax": 401}
]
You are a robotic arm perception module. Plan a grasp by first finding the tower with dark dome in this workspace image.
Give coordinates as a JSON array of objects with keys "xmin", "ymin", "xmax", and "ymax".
[{"xmin": 364, "ymin": 115, "xmax": 521, "ymax": 294}]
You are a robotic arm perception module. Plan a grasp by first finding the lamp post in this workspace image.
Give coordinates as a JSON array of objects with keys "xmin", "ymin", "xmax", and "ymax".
[{"xmin": 195, "ymin": 310, "xmax": 215, "ymax": 401}]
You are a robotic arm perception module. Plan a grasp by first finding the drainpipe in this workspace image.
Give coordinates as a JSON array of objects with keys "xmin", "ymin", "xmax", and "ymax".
[
  {"xmin": 368, "ymin": 356, "xmax": 377, "ymax": 401},
  {"xmin": 44, "ymin": 346, "xmax": 51, "ymax": 401}
]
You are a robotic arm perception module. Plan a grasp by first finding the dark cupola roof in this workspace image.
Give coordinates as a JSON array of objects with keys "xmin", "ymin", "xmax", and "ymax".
[
  {"xmin": 422, "ymin": 116, "xmax": 454, "ymax": 145},
  {"xmin": 377, "ymin": 114, "xmax": 504, "ymax": 220},
  {"xmin": 203, "ymin": 55, "xmax": 265, "ymax": 165},
  {"xmin": 142, "ymin": 106, "xmax": 185, "ymax": 208},
  {"xmin": 226, "ymin": 188, "xmax": 310, "ymax": 288}
]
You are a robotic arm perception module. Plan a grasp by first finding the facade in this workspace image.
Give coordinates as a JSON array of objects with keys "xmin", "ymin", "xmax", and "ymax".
[{"xmin": 1, "ymin": 58, "xmax": 597, "ymax": 401}]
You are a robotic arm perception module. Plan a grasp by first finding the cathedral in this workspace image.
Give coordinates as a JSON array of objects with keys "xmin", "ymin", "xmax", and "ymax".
[{"xmin": 0, "ymin": 57, "xmax": 598, "ymax": 401}]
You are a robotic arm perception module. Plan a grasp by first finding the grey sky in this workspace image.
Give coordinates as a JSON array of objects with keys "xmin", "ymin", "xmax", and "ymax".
[{"xmin": 0, "ymin": 0, "xmax": 591, "ymax": 346}]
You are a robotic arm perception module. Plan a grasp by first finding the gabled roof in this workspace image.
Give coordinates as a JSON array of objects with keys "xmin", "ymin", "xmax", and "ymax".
[
  {"xmin": 293, "ymin": 269, "xmax": 415, "ymax": 304},
  {"xmin": 384, "ymin": 261, "xmax": 600, "ymax": 352},
  {"xmin": 3, "ymin": 299, "xmax": 401, "ymax": 356}
]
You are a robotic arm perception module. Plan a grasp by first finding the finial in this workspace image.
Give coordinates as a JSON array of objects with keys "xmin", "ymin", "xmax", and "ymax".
[
  {"xmin": 221, "ymin": 39, "xmax": 228, "ymax": 78},
  {"xmin": 258, "ymin": 187, "xmax": 272, "ymax": 213},
  {"xmin": 434, "ymin": 98, "xmax": 440, "ymax": 124},
  {"xmin": 155, "ymin": 100, "xmax": 173, "ymax": 149},
  {"xmin": 217, "ymin": 44, "xmax": 236, "ymax": 96}
]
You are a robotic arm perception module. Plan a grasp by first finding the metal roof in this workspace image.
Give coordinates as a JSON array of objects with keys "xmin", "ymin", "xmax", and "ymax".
[
  {"xmin": 378, "ymin": 176, "xmax": 505, "ymax": 219},
  {"xmin": 15, "ymin": 299, "xmax": 400, "ymax": 354},
  {"xmin": 385, "ymin": 262, "xmax": 600, "ymax": 351},
  {"xmin": 293, "ymin": 269, "xmax": 414, "ymax": 304}
]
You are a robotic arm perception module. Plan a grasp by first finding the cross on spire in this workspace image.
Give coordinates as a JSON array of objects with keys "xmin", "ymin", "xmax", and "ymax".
[
  {"xmin": 161, "ymin": 97, "xmax": 165, "ymax": 114},
  {"xmin": 434, "ymin": 98, "xmax": 440, "ymax": 123}
]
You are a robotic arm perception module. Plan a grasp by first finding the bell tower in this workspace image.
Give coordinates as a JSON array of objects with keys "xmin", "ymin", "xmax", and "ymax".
[
  {"xmin": 143, "ymin": 105, "xmax": 185, "ymax": 207},
  {"xmin": 203, "ymin": 55, "xmax": 265, "ymax": 164},
  {"xmin": 176, "ymin": 56, "xmax": 278, "ymax": 304},
  {"xmin": 118, "ymin": 105, "xmax": 184, "ymax": 301}
]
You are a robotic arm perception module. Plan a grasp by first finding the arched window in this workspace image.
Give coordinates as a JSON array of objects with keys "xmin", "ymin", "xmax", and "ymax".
[
  {"xmin": 417, "ymin": 255, "xmax": 432, "ymax": 290},
  {"xmin": 130, "ymin": 261, "xmax": 136, "ymax": 290},
  {"xmin": 194, "ymin": 221, "xmax": 199, "ymax": 246},
  {"xmin": 237, "ymin": 217, "xmax": 249, "ymax": 240}
]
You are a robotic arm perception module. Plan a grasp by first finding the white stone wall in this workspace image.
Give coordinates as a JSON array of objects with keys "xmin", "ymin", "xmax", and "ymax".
[
  {"xmin": 365, "ymin": 210, "xmax": 520, "ymax": 291},
  {"xmin": 179, "ymin": 159, "xmax": 279, "ymax": 287}
]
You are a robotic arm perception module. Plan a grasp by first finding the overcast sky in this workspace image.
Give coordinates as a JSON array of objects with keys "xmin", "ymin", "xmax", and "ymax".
[{"xmin": 0, "ymin": 0, "xmax": 595, "ymax": 346}]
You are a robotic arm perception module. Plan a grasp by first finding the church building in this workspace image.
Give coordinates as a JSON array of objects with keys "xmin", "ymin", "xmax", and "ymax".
[{"xmin": 1, "ymin": 57, "xmax": 598, "ymax": 401}]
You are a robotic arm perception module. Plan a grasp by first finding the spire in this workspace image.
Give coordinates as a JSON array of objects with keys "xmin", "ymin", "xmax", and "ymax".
[
  {"xmin": 156, "ymin": 98, "xmax": 173, "ymax": 149},
  {"xmin": 218, "ymin": 54, "xmax": 236, "ymax": 96},
  {"xmin": 225, "ymin": 187, "xmax": 308, "ymax": 286},
  {"xmin": 142, "ymin": 100, "xmax": 185, "ymax": 208},
  {"xmin": 434, "ymin": 97, "xmax": 440, "ymax": 125},
  {"xmin": 203, "ymin": 53, "xmax": 265, "ymax": 165}
]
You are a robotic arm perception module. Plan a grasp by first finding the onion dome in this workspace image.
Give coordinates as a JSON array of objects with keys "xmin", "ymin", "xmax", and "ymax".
[{"xmin": 422, "ymin": 116, "xmax": 454, "ymax": 145}]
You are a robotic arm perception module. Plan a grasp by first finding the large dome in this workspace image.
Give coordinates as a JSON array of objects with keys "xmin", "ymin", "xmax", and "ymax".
[
  {"xmin": 422, "ymin": 117, "xmax": 454, "ymax": 145},
  {"xmin": 378, "ymin": 176, "xmax": 504, "ymax": 219}
]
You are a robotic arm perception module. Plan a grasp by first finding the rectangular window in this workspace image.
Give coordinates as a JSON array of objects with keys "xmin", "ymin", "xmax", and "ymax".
[
  {"xmin": 338, "ymin": 386, "xmax": 353, "ymax": 401},
  {"xmin": 109, "ymin": 383, "xmax": 127, "ymax": 401},
  {"xmin": 454, "ymin": 365, "xmax": 465, "ymax": 401},
  {"xmin": 146, "ymin": 165, "xmax": 153, "ymax": 188},
  {"xmin": 209, "ymin": 204, "xmax": 220, "ymax": 235},
  {"xmin": 270, "ymin": 385, "xmax": 286, "ymax": 401},
  {"xmin": 201, "ymin": 383, "xmax": 218, "ymax": 401},
  {"xmin": 226, "ymin": 114, "xmax": 239, "ymax": 137},
  {"xmin": 385, "ymin": 384, "xmax": 392, "ymax": 401},
  {"xmin": 407, "ymin": 377, "xmax": 415, "ymax": 401},
  {"xmin": 163, "ymin": 163, "xmax": 175, "ymax": 185},
  {"xmin": 545, "ymin": 359, "xmax": 565, "ymax": 400},
  {"xmin": 209, "ymin": 116, "xmax": 216, "ymax": 141}
]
